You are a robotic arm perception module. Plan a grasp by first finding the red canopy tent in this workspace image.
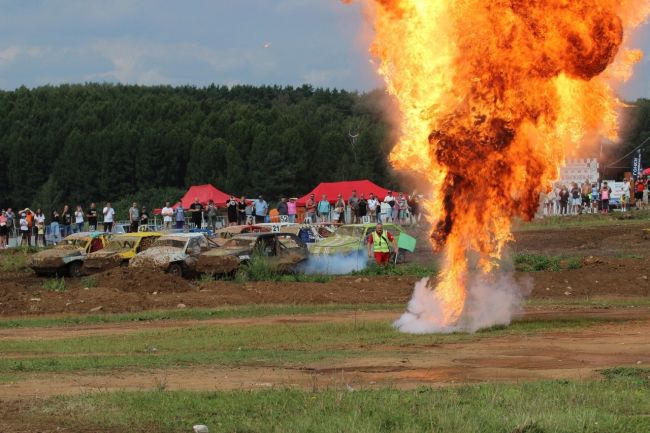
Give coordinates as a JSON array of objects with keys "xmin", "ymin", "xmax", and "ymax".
[
  {"xmin": 296, "ymin": 180, "xmax": 394, "ymax": 205},
  {"xmin": 180, "ymin": 184, "xmax": 232, "ymax": 208}
]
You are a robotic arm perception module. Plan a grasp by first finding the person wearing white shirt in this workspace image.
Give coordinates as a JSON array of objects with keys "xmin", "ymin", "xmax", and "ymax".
[
  {"xmin": 162, "ymin": 202, "xmax": 174, "ymax": 229},
  {"xmin": 383, "ymin": 191, "xmax": 397, "ymax": 222},
  {"xmin": 102, "ymin": 202, "xmax": 115, "ymax": 233},
  {"xmin": 367, "ymin": 193, "xmax": 380, "ymax": 223}
]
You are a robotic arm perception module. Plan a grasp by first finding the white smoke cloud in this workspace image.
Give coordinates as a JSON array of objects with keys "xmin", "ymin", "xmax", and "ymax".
[
  {"xmin": 394, "ymin": 271, "xmax": 532, "ymax": 334},
  {"xmin": 297, "ymin": 252, "xmax": 368, "ymax": 275}
]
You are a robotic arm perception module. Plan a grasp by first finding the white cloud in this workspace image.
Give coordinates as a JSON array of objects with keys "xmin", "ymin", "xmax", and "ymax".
[
  {"xmin": 302, "ymin": 68, "xmax": 350, "ymax": 86},
  {"xmin": 0, "ymin": 46, "xmax": 21, "ymax": 63}
]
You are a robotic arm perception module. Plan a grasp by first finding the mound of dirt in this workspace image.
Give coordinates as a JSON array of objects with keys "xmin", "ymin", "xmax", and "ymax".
[{"xmin": 94, "ymin": 268, "xmax": 194, "ymax": 293}]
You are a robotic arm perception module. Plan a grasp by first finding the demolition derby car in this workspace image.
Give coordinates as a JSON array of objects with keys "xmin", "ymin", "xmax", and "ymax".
[
  {"xmin": 83, "ymin": 231, "xmax": 162, "ymax": 272},
  {"xmin": 29, "ymin": 232, "xmax": 109, "ymax": 277},
  {"xmin": 196, "ymin": 232, "xmax": 309, "ymax": 276},
  {"xmin": 308, "ymin": 223, "xmax": 416, "ymax": 258},
  {"xmin": 129, "ymin": 232, "xmax": 211, "ymax": 277}
]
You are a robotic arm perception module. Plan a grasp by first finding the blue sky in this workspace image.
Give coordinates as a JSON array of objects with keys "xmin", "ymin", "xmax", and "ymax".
[{"xmin": 0, "ymin": 0, "xmax": 647, "ymax": 99}]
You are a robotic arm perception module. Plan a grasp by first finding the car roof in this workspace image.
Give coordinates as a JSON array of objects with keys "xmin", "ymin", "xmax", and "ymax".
[
  {"xmin": 340, "ymin": 223, "xmax": 399, "ymax": 229},
  {"xmin": 158, "ymin": 232, "xmax": 204, "ymax": 239},
  {"xmin": 112, "ymin": 232, "xmax": 162, "ymax": 238},
  {"xmin": 65, "ymin": 231, "xmax": 105, "ymax": 239},
  {"xmin": 233, "ymin": 232, "xmax": 287, "ymax": 239}
]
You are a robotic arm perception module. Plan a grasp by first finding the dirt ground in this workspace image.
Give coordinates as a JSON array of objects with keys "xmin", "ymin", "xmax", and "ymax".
[
  {"xmin": 0, "ymin": 308, "xmax": 649, "ymax": 400},
  {"xmin": 1, "ymin": 221, "xmax": 650, "ymax": 315},
  {"xmin": 1, "ymin": 221, "xmax": 650, "ymax": 415}
]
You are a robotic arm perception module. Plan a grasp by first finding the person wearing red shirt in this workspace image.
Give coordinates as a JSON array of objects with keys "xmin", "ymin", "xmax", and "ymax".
[{"xmin": 367, "ymin": 223, "xmax": 397, "ymax": 266}]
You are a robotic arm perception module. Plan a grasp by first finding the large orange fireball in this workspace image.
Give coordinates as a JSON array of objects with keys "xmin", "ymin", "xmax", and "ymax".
[{"xmin": 353, "ymin": 0, "xmax": 650, "ymax": 331}]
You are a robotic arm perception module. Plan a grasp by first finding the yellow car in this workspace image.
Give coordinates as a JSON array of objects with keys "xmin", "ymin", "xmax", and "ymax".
[
  {"xmin": 29, "ymin": 232, "xmax": 109, "ymax": 277},
  {"xmin": 83, "ymin": 232, "xmax": 161, "ymax": 272}
]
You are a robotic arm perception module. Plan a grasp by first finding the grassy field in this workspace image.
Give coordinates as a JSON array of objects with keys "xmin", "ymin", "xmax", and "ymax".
[
  {"xmin": 17, "ymin": 368, "xmax": 650, "ymax": 433},
  {"xmin": 0, "ymin": 314, "xmax": 630, "ymax": 375}
]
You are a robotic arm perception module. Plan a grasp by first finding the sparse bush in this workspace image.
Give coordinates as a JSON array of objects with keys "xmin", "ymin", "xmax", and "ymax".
[
  {"xmin": 352, "ymin": 263, "xmax": 437, "ymax": 277},
  {"xmin": 514, "ymin": 254, "xmax": 561, "ymax": 272},
  {"xmin": 43, "ymin": 278, "xmax": 66, "ymax": 292},
  {"xmin": 81, "ymin": 276, "xmax": 97, "ymax": 288}
]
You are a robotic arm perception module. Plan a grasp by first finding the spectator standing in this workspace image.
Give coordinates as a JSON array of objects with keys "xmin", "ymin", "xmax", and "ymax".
[
  {"xmin": 317, "ymin": 194, "xmax": 330, "ymax": 222},
  {"xmin": 334, "ymin": 195, "xmax": 346, "ymax": 224},
  {"xmin": 61, "ymin": 205, "xmax": 73, "ymax": 237},
  {"xmin": 5, "ymin": 208, "xmax": 15, "ymax": 243},
  {"xmin": 581, "ymin": 179, "xmax": 592, "ymax": 212},
  {"xmin": 570, "ymin": 183, "xmax": 581, "ymax": 215},
  {"xmin": 621, "ymin": 192, "xmax": 628, "ymax": 212},
  {"xmin": 348, "ymin": 190, "xmax": 359, "ymax": 224},
  {"xmin": 254, "ymin": 196, "xmax": 268, "ymax": 224},
  {"xmin": 140, "ymin": 206, "xmax": 149, "ymax": 227},
  {"xmin": 103, "ymin": 203, "xmax": 115, "ymax": 232},
  {"xmin": 245, "ymin": 200, "xmax": 254, "ymax": 224},
  {"xmin": 366, "ymin": 223, "xmax": 397, "ymax": 266},
  {"xmin": 129, "ymin": 202, "xmax": 140, "ymax": 233},
  {"xmin": 175, "ymin": 205, "xmax": 185, "ymax": 229},
  {"xmin": 545, "ymin": 187, "xmax": 556, "ymax": 216},
  {"xmin": 398, "ymin": 193, "xmax": 409, "ymax": 224},
  {"xmin": 601, "ymin": 182, "xmax": 612, "ymax": 214},
  {"xmin": 644, "ymin": 181, "xmax": 650, "ymax": 208},
  {"xmin": 162, "ymin": 202, "xmax": 173, "ymax": 229},
  {"xmin": 50, "ymin": 210, "xmax": 61, "ymax": 244},
  {"xmin": 226, "ymin": 196, "xmax": 238, "ymax": 226},
  {"xmin": 591, "ymin": 183, "xmax": 600, "ymax": 213},
  {"xmin": 25, "ymin": 208, "xmax": 34, "ymax": 245},
  {"xmin": 74, "ymin": 205, "xmax": 84, "ymax": 233},
  {"xmin": 0, "ymin": 211, "xmax": 7, "ymax": 249},
  {"xmin": 358, "ymin": 194, "xmax": 368, "ymax": 221},
  {"xmin": 19, "ymin": 212, "xmax": 29, "ymax": 246},
  {"xmin": 86, "ymin": 203, "xmax": 98, "ymax": 231},
  {"xmin": 277, "ymin": 197, "xmax": 289, "ymax": 222},
  {"xmin": 558, "ymin": 186, "xmax": 569, "ymax": 215},
  {"xmin": 189, "ymin": 198, "xmax": 204, "ymax": 228},
  {"xmin": 206, "ymin": 199, "xmax": 218, "ymax": 229},
  {"xmin": 34, "ymin": 209, "xmax": 45, "ymax": 247},
  {"xmin": 288, "ymin": 198, "xmax": 297, "ymax": 223},
  {"xmin": 635, "ymin": 179, "xmax": 645, "ymax": 210},
  {"xmin": 367, "ymin": 193, "xmax": 380, "ymax": 223},
  {"xmin": 383, "ymin": 191, "xmax": 397, "ymax": 222},
  {"xmin": 237, "ymin": 197, "xmax": 247, "ymax": 225},
  {"xmin": 305, "ymin": 194, "xmax": 317, "ymax": 223}
]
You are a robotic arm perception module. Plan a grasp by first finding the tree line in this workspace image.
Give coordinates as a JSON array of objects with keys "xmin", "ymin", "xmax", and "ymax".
[
  {"xmin": 0, "ymin": 83, "xmax": 647, "ymax": 217},
  {"xmin": 0, "ymin": 83, "xmax": 397, "ymax": 216}
]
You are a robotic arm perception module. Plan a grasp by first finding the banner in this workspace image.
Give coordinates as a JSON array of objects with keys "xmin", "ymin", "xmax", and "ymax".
[{"xmin": 632, "ymin": 149, "xmax": 643, "ymax": 179}]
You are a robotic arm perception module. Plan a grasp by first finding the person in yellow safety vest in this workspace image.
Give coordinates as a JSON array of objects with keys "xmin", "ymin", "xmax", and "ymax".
[{"xmin": 367, "ymin": 223, "xmax": 397, "ymax": 266}]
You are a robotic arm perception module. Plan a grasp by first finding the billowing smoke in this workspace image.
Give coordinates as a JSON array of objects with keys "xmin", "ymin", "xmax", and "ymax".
[
  {"xmin": 394, "ymin": 270, "xmax": 533, "ymax": 334},
  {"xmin": 297, "ymin": 253, "xmax": 368, "ymax": 275}
]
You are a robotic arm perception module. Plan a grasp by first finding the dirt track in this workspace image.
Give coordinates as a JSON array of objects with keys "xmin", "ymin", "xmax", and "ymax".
[
  {"xmin": 1, "ymin": 309, "xmax": 648, "ymax": 398},
  {"xmin": 1, "ymin": 221, "xmax": 650, "ymax": 405}
]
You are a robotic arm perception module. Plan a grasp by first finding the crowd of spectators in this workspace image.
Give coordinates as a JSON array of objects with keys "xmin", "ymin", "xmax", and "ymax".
[
  {"xmin": 542, "ymin": 178, "xmax": 649, "ymax": 216},
  {"xmin": 0, "ymin": 190, "xmax": 423, "ymax": 249}
]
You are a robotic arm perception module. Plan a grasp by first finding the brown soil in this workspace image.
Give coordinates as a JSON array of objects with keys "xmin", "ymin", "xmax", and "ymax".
[
  {"xmin": 2, "ymin": 256, "xmax": 650, "ymax": 315},
  {"xmin": 0, "ymin": 311, "xmax": 648, "ymax": 400}
]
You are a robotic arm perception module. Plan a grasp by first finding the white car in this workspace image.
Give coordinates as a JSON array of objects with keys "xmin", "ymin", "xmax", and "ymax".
[{"xmin": 129, "ymin": 232, "xmax": 211, "ymax": 277}]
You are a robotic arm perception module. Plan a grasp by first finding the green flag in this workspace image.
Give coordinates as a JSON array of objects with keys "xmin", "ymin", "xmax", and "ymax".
[{"xmin": 397, "ymin": 232, "xmax": 417, "ymax": 252}]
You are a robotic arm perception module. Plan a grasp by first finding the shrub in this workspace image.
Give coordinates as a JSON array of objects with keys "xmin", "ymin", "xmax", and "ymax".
[{"xmin": 43, "ymin": 278, "xmax": 66, "ymax": 292}]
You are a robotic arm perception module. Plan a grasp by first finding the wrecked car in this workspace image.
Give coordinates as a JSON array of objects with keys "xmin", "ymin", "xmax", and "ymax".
[
  {"xmin": 196, "ymin": 232, "xmax": 308, "ymax": 276},
  {"xmin": 29, "ymin": 232, "xmax": 109, "ymax": 277},
  {"xmin": 308, "ymin": 223, "xmax": 416, "ymax": 260},
  {"xmin": 129, "ymin": 232, "xmax": 211, "ymax": 277},
  {"xmin": 83, "ymin": 232, "xmax": 162, "ymax": 272}
]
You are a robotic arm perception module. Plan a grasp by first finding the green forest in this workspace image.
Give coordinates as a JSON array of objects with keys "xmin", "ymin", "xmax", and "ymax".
[
  {"xmin": 0, "ymin": 84, "xmax": 648, "ymax": 214},
  {"xmin": 0, "ymin": 84, "xmax": 396, "ymax": 213}
]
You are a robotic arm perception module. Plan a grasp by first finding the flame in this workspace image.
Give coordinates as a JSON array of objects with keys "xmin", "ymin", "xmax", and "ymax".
[{"xmin": 355, "ymin": 0, "xmax": 650, "ymax": 329}]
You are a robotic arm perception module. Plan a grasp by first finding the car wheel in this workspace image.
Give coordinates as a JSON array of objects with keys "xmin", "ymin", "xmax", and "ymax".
[
  {"xmin": 167, "ymin": 263, "xmax": 183, "ymax": 277},
  {"xmin": 120, "ymin": 260, "xmax": 129, "ymax": 267},
  {"xmin": 68, "ymin": 261, "xmax": 83, "ymax": 278}
]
